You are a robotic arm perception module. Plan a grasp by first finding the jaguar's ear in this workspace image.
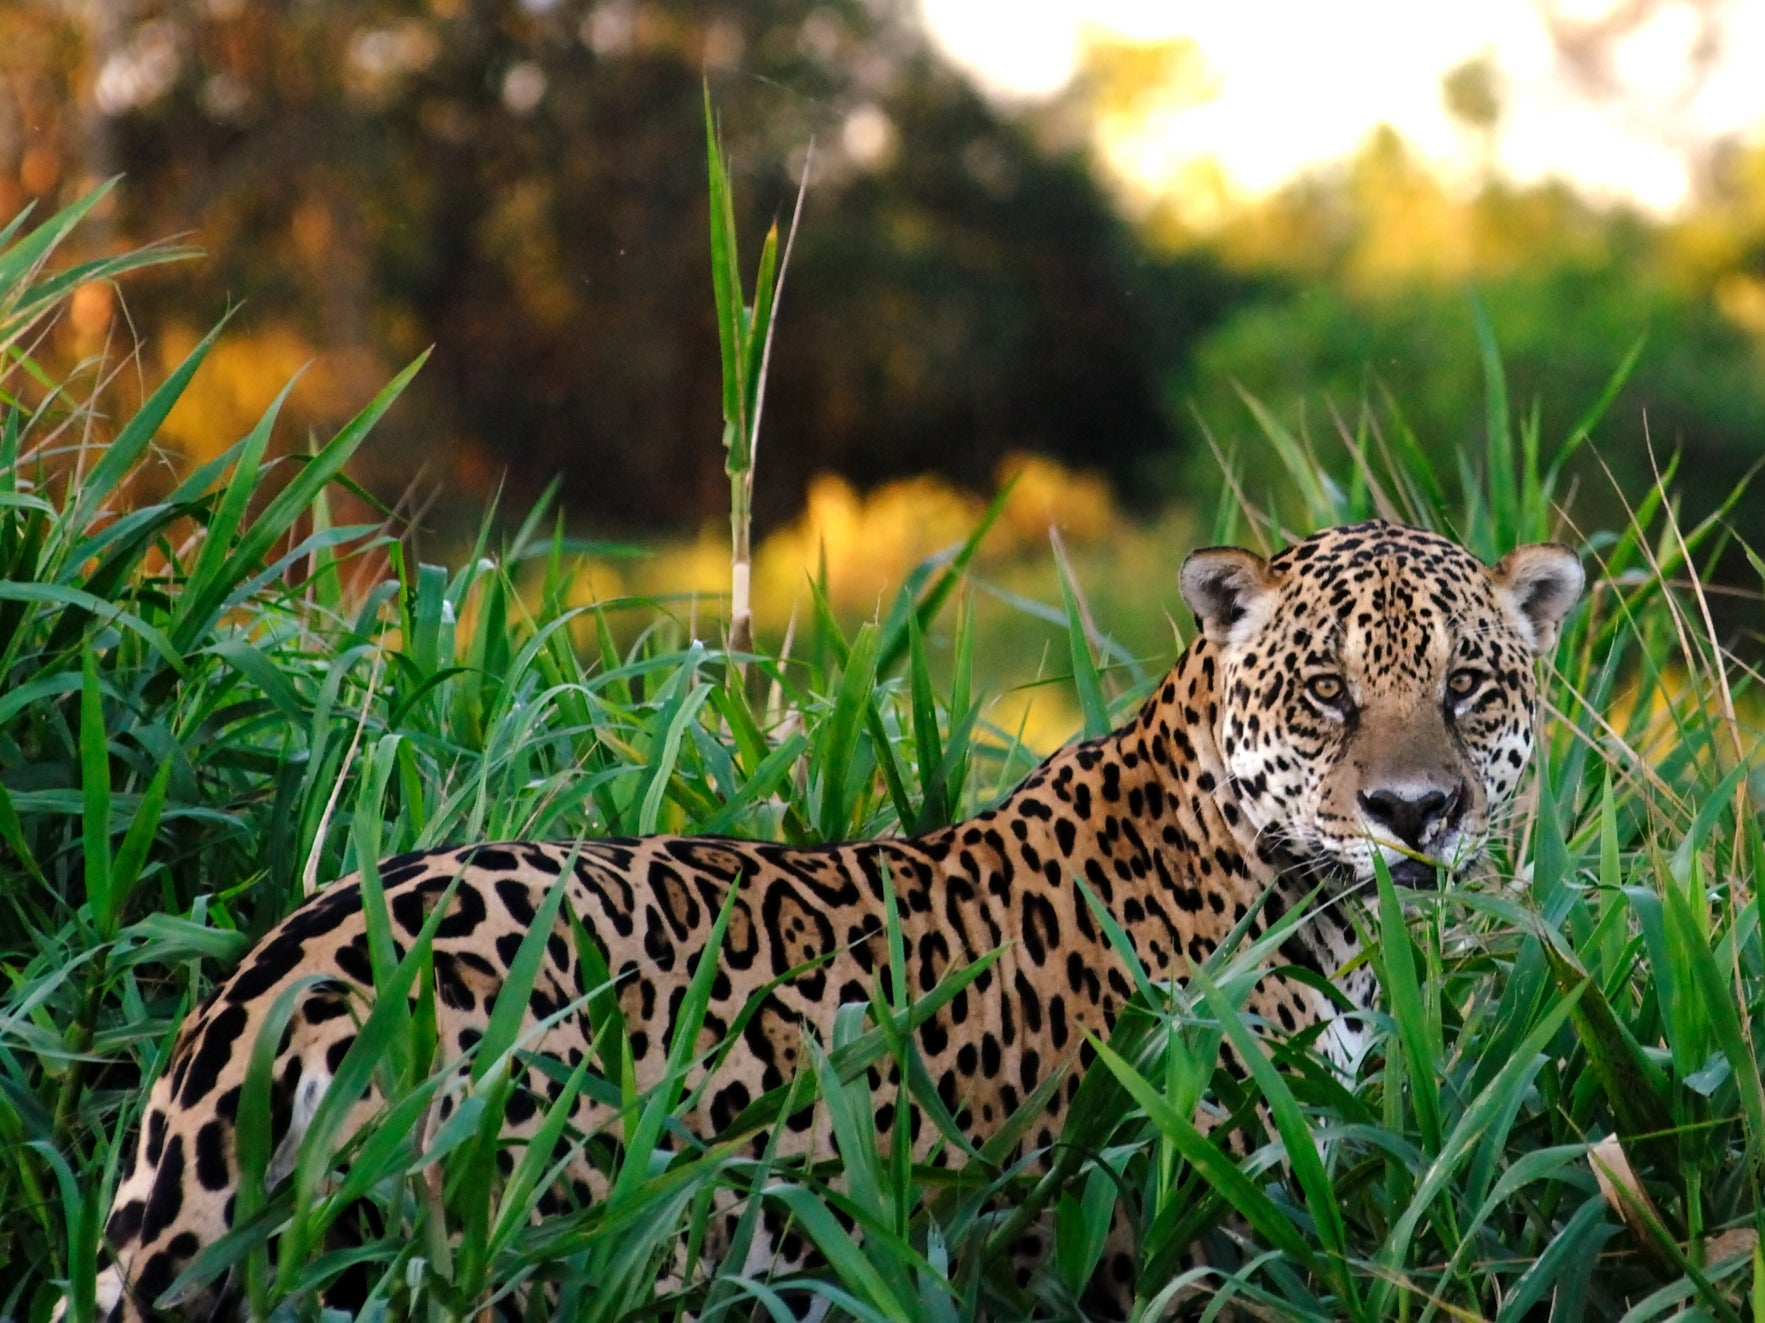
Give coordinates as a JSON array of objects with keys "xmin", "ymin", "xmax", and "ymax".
[
  {"xmin": 1180, "ymin": 546, "xmax": 1279, "ymax": 646},
  {"xmin": 1489, "ymin": 542, "xmax": 1584, "ymax": 652}
]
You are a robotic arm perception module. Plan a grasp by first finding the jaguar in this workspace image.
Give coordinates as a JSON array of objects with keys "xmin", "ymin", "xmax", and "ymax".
[{"xmin": 83, "ymin": 519, "xmax": 1583, "ymax": 1319}]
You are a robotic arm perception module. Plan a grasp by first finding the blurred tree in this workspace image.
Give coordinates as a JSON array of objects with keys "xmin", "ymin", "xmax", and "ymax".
[
  {"xmin": 1076, "ymin": 32, "xmax": 1218, "ymax": 124},
  {"xmin": 1, "ymin": 0, "xmax": 1231, "ymax": 539},
  {"xmin": 1442, "ymin": 52, "xmax": 1502, "ymax": 181},
  {"xmin": 1061, "ymin": 32, "xmax": 1230, "ymax": 232},
  {"xmin": 1442, "ymin": 54, "xmax": 1501, "ymax": 135}
]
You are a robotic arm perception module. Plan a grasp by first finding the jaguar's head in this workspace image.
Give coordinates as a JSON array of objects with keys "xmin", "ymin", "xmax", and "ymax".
[{"xmin": 1180, "ymin": 520, "xmax": 1583, "ymax": 890}]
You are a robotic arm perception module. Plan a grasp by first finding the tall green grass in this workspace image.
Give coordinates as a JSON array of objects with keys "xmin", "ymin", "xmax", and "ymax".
[{"xmin": 2, "ymin": 170, "xmax": 1760, "ymax": 1322}]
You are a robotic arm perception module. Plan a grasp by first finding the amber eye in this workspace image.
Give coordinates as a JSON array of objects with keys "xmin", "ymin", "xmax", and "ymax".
[
  {"xmin": 1447, "ymin": 668, "xmax": 1483, "ymax": 700},
  {"xmin": 1306, "ymin": 674, "xmax": 1348, "ymax": 706}
]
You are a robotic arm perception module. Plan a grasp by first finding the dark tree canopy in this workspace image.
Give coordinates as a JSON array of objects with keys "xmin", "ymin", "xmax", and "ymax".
[{"xmin": 1, "ymin": 0, "xmax": 1236, "ymax": 534}]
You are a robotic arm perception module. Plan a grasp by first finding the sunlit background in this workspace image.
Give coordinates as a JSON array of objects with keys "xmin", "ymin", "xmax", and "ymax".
[
  {"xmin": 3, "ymin": 0, "xmax": 1763, "ymax": 734},
  {"xmin": 926, "ymin": 0, "xmax": 1765, "ymax": 215}
]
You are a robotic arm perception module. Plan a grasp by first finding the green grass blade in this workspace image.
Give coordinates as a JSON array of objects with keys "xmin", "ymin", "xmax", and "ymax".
[
  {"xmin": 109, "ymin": 760, "xmax": 172, "ymax": 932},
  {"xmin": 1088, "ymin": 1030, "xmax": 1324, "ymax": 1276},
  {"xmin": 815, "ymin": 622, "xmax": 881, "ymax": 840},
  {"xmin": 636, "ymin": 679, "xmax": 712, "ymax": 835},
  {"xmin": 874, "ymin": 483, "xmax": 1012, "ymax": 677},
  {"xmin": 473, "ymin": 861, "xmax": 575, "ymax": 1084},
  {"xmin": 1470, "ymin": 291, "xmax": 1517, "ymax": 543},
  {"xmin": 1374, "ymin": 861, "xmax": 1442, "ymax": 1151},
  {"xmin": 1188, "ymin": 965, "xmax": 1363, "ymax": 1318},
  {"xmin": 68, "ymin": 317, "xmax": 228, "ymax": 535},
  {"xmin": 1543, "ymin": 932, "xmax": 1675, "ymax": 1174},
  {"xmin": 607, "ymin": 875, "xmax": 740, "ymax": 1208},
  {"xmin": 759, "ymin": 1184, "xmax": 914, "ymax": 1322},
  {"xmin": 232, "ymin": 972, "xmax": 343, "ymax": 1314},
  {"xmin": 0, "ymin": 780, "xmax": 47, "ymax": 887},
  {"xmin": 1369, "ymin": 982, "xmax": 1584, "ymax": 1316},
  {"xmin": 704, "ymin": 84, "xmax": 745, "ymax": 438},
  {"xmin": 181, "ymin": 374, "xmax": 296, "ymax": 631},
  {"xmin": 1234, "ymin": 386, "xmax": 1344, "ymax": 526},
  {"xmin": 1493, "ymin": 1196, "xmax": 1619, "ymax": 1323},
  {"xmin": 1054, "ymin": 547, "xmax": 1110, "ymax": 739},
  {"xmin": 171, "ymin": 352, "xmax": 427, "ymax": 652},
  {"xmin": 906, "ymin": 614, "xmax": 948, "ymax": 831},
  {"xmin": 741, "ymin": 222, "xmax": 780, "ymax": 430},
  {"xmin": 1663, "ymin": 876, "xmax": 1765, "ymax": 1177},
  {"xmin": 279, "ymin": 873, "xmax": 462, "ymax": 1285},
  {"xmin": 78, "ymin": 646, "xmax": 114, "ymax": 939}
]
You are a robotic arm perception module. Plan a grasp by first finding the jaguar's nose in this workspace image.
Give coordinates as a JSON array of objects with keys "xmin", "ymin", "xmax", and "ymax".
[{"xmin": 1357, "ymin": 782, "xmax": 1465, "ymax": 851}]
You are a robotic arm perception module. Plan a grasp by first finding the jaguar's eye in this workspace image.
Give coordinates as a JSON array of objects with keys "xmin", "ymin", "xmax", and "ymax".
[
  {"xmin": 1447, "ymin": 668, "xmax": 1482, "ymax": 698},
  {"xmin": 1446, "ymin": 668, "xmax": 1482, "ymax": 700},
  {"xmin": 1306, "ymin": 674, "xmax": 1348, "ymax": 706}
]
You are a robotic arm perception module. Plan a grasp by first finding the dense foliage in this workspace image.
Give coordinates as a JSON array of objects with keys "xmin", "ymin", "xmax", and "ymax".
[
  {"xmin": 2, "ymin": 187, "xmax": 1763, "ymax": 1321},
  {"xmin": 0, "ymin": 0, "xmax": 1207, "ymax": 532}
]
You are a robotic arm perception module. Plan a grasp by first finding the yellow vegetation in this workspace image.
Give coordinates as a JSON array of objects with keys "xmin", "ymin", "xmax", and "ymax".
[
  {"xmin": 561, "ymin": 454, "xmax": 1178, "ymax": 758},
  {"xmin": 155, "ymin": 322, "xmax": 384, "ymax": 464},
  {"xmin": 577, "ymin": 453, "xmax": 1119, "ymax": 625}
]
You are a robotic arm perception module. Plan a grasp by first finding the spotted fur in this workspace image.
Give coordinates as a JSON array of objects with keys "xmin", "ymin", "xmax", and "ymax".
[{"xmin": 83, "ymin": 521, "xmax": 1582, "ymax": 1319}]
